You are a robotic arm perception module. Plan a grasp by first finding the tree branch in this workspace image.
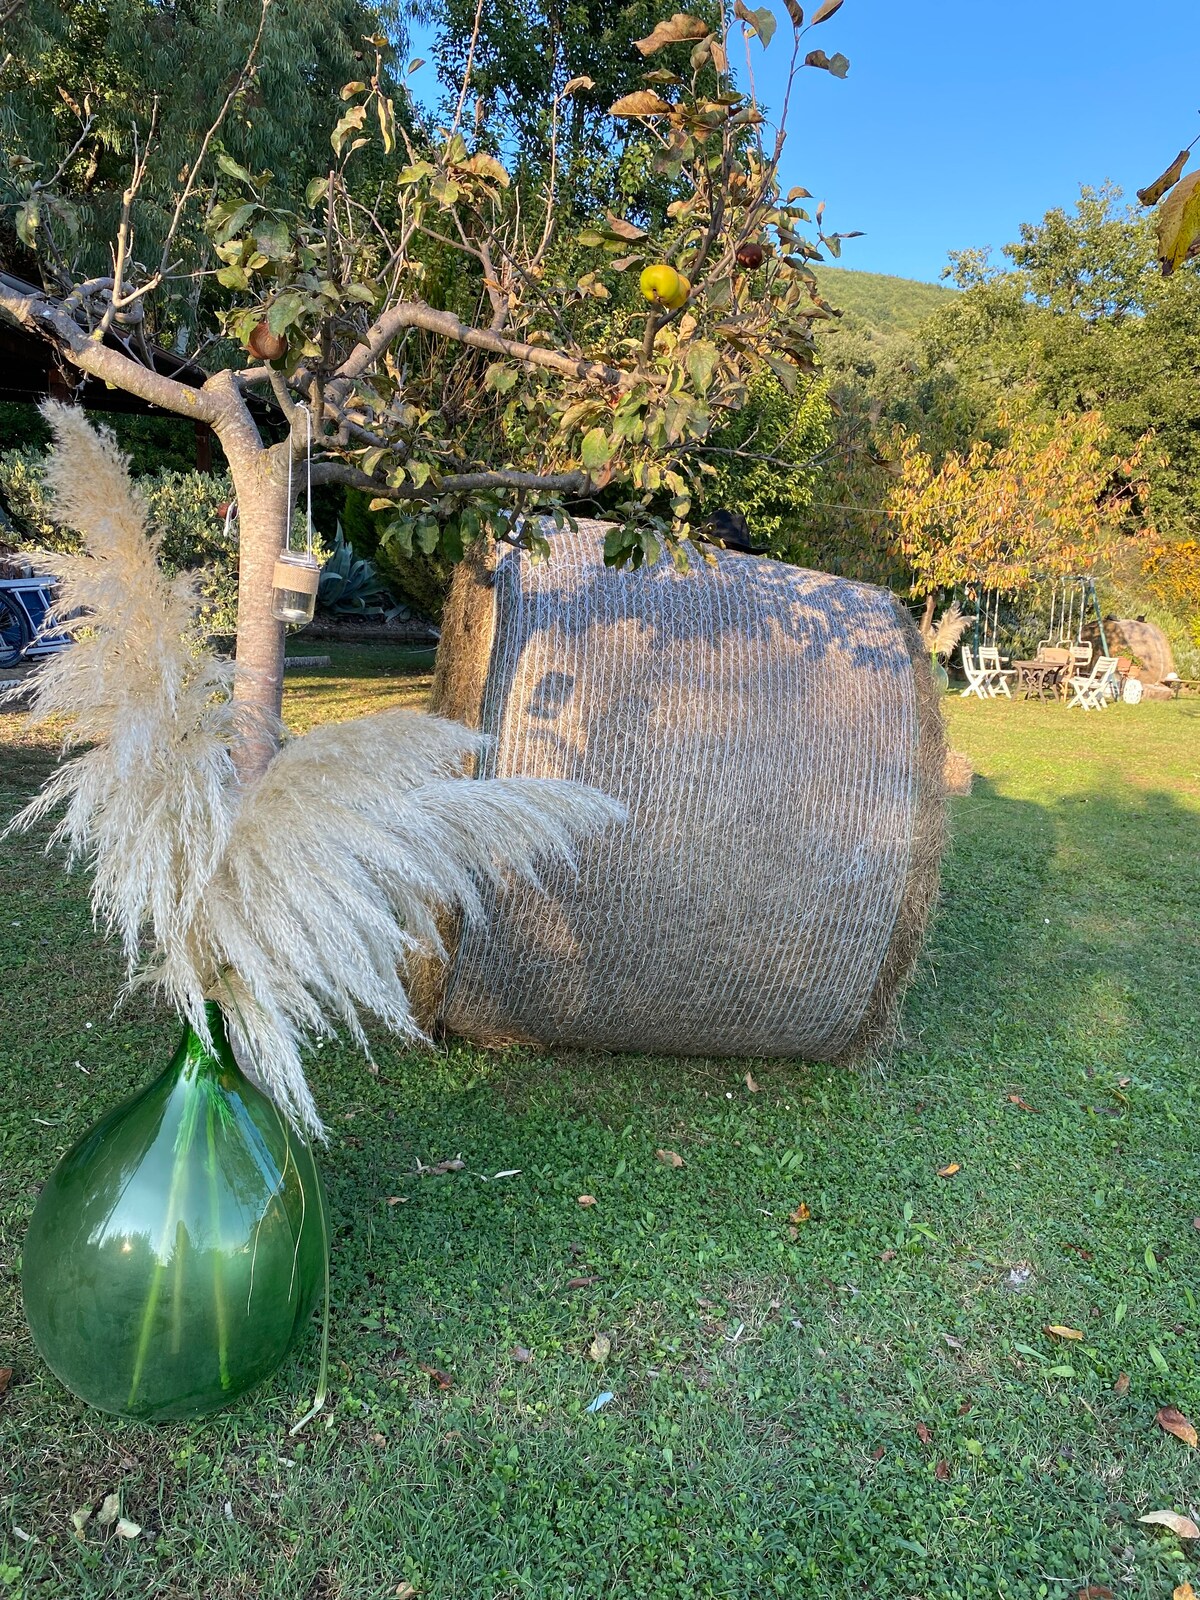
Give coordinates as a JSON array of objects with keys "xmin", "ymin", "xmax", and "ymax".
[
  {"xmin": 309, "ymin": 460, "xmax": 589, "ymax": 501},
  {"xmin": 331, "ymin": 298, "xmax": 646, "ymax": 394},
  {"xmin": 0, "ymin": 277, "xmax": 219, "ymax": 422}
]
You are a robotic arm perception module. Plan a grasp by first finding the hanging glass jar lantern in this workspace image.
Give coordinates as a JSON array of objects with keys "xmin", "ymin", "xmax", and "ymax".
[
  {"xmin": 21, "ymin": 1002, "xmax": 327, "ymax": 1421},
  {"xmin": 271, "ymin": 404, "xmax": 320, "ymax": 625},
  {"xmin": 271, "ymin": 550, "xmax": 320, "ymax": 624}
]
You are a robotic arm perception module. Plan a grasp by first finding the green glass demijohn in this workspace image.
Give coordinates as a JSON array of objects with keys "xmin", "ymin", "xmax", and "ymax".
[{"xmin": 22, "ymin": 1004, "xmax": 327, "ymax": 1421}]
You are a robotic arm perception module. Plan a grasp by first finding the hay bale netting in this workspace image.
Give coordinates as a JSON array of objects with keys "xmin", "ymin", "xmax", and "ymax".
[
  {"xmin": 1082, "ymin": 618, "xmax": 1176, "ymax": 684},
  {"xmin": 427, "ymin": 520, "xmax": 947, "ymax": 1060}
]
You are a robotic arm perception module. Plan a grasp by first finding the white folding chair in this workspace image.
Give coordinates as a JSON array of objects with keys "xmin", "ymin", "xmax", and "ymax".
[
  {"xmin": 1067, "ymin": 656, "xmax": 1118, "ymax": 710},
  {"xmin": 979, "ymin": 646, "xmax": 1015, "ymax": 699},
  {"xmin": 960, "ymin": 646, "xmax": 994, "ymax": 700}
]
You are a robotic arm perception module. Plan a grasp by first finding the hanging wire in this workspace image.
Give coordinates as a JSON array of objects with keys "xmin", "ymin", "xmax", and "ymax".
[{"xmin": 283, "ymin": 405, "xmax": 314, "ymax": 558}]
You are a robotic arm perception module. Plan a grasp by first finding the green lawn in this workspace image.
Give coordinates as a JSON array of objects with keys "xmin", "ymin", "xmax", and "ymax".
[{"xmin": 2, "ymin": 663, "xmax": 1199, "ymax": 1600}]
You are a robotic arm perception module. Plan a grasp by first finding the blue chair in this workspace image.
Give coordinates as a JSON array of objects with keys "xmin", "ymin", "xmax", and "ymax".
[{"xmin": 0, "ymin": 577, "xmax": 74, "ymax": 668}]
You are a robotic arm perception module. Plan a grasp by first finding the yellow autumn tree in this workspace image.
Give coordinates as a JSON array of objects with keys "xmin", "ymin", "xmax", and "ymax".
[{"xmin": 887, "ymin": 408, "xmax": 1150, "ymax": 604}]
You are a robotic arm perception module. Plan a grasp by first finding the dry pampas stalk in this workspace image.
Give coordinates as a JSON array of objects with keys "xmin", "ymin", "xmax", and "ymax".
[
  {"xmin": 921, "ymin": 600, "xmax": 971, "ymax": 660},
  {"xmin": 5, "ymin": 405, "xmax": 625, "ymax": 1135}
]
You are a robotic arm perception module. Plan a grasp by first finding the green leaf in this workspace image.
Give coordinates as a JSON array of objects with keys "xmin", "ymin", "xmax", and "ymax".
[
  {"xmin": 14, "ymin": 200, "xmax": 39, "ymax": 247},
  {"xmin": 305, "ymin": 177, "xmax": 329, "ymax": 210},
  {"xmin": 267, "ymin": 290, "xmax": 305, "ymax": 336},
  {"xmin": 254, "ymin": 218, "xmax": 292, "ymax": 259},
  {"xmin": 398, "ymin": 160, "xmax": 435, "ymax": 186},
  {"xmin": 581, "ymin": 428, "xmax": 613, "ymax": 472},
  {"xmin": 1114, "ymin": 1299, "xmax": 1127, "ymax": 1326},
  {"xmin": 1148, "ymin": 1343, "xmax": 1170, "ymax": 1375},
  {"xmin": 215, "ymin": 265, "xmax": 251, "ymax": 290},
  {"xmin": 811, "ymin": 0, "xmax": 843, "ymax": 20},
  {"xmin": 485, "ymin": 363, "xmax": 519, "ymax": 393},
  {"xmin": 751, "ymin": 6, "xmax": 777, "ymax": 45},
  {"xmin": 685, "ymin": 341, "xmax": 719, "ymax": 393},
  {"xmin": 416, "ymin": 520, "xmax": 440, "ymax": 554},
  {"xmin": 214, "ymin": 201, "xmax": 258, "ymax": 245},
  {"xmin": 216, "ymin": 152, "xmax": 255, "ymax": 186},
  {"xmin": 1144, "ymin": 1244, "xmax": 1159, "ymax": 1274}
]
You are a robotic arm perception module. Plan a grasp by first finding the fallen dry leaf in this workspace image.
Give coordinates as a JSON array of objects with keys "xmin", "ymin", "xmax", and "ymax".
[
  {"xmin": 1007, "ymin": 1094, "xmax": 1038, "ymax": 1113},
  {"xmin": 1076, "ymin": 1587, "xmax": 1113, "ymax": 1600},
  {"xmin": 1156, "ymin": 1406, "xmax": 1198, "ymax": 1448},
  {"xmin": 941, "ymin": 1333, "xmax": 965, "ymax": 1351},
  {"xmin": 1113, "ymin": 1372, "xmax": 1130, "ymax": 1397},
  {"xmin": 70, "ymin": 1503, "xmax": 94, "ymax": 1537},
  {"xmin": 386, "ymin": 1196, "xmax": 407, "ymax": 1206},
  {"xmin": 115, "ymin": 1517, "xmax": 141, "ymax": 1539},
  {"xmin": 744, "ymin": 1072, "xmax": 761, "ymax": 1092},
  {"xmin": 935, "ymin": 1458, "xmax": 950, "ymax": 1481},
  {"xmin": 426, "ymin": 1158, "xmax": 465, "ymax": 1176},
  {"xmin": 95, "ymin": 1493, "xmax": 121, "ymax": 1529},
  {"xmin": 789, "ymin": 1203, "xmax": 811, "ymax": 1225},
  {"xmin": 587, "ymin": 1333, "xmax": 612, "ymax": 1363},
  {"xmin": 915, "ymin": 1422, "xmax": 931, "ymax": 1445},
  {"xmin": 870, "ymin": 1444, "xmax": 885, "ymax": 1460},
  {"xmin": 1044, "ymin": 1324, "xmax": 1084, "ymax": 1341},
  {"xmin": 577, "ymin": 1194, "xmax": 597, "ymax": 1208},
  {"xmin": 1139, "ymin": 1508, "xmax": 1200, "ymax": 1539},
  {"xmin": 566, "ymin": 1275, "xmax": 599, "ymax": 1290},
  {"xmin": 1174, "ymin": 1584, "xmax": 1197, "ymax": 1600},
  {"xmin": 0, "ymin": 1367, "xmax": 11, "ymax": 1401},
  {"xmin": 937, "ymin": 1163, "xmax": 960, "ymax": 1178},
  {"xmin": 1192, "ymin": 1218, "xmax": 1200, "ymax": 1232},
  {"xmin": 655, "ymin": 1149, "xmax": 684, "ymax": 1168},
  {"xmin": 395, "ymin": 1585, "xmax": 419, "ymax": 1599},
  {"xmin": 417, "ymin": 1363, "xmax": 453, "ymax": 1391},
  {"xmin": 510, "ymin": 1346, "xmax": 533, "ymax": 1364},
  {"xmin": 1063, "ymin": 1243, "xmax": 1093, "ymax": 1261},
  {"xmin": 879, "ymin": 1249, "xmax": 896, "ymax": 1263}
]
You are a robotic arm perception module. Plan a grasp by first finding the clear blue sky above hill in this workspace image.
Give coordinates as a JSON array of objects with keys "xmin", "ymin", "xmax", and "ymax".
[
  {"xmin": 408, "ymin": 0, "xmax": 1199, "ymax": 285},
  {"xmin": 751, "ymin": 0, "xmax": 1198, "ymax": 282}
]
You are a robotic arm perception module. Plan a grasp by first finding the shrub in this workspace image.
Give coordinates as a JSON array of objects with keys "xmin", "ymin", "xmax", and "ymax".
[{"xmin": 0, "ymin": 448, "xmax": 238, "ymax": 631}]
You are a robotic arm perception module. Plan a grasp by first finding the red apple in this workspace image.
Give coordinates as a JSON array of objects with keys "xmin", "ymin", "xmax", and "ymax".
[
  {"xmin": 736, "ymin": 241, "xmax": 765, "ymax": 272},
  {"xmin": 248, "ymin": 320, "xmax": 288, "ymax": 363}
]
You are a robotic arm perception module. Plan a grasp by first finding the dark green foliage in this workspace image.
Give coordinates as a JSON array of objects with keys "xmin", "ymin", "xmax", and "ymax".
[
  {"xmin": 698, "ymin": 371, "xmax": 831, "ymax": 556},
  {"xmin": 340, "ymin": 490, "xmax": 450, "ymax": 620},
  {"xmin": 0, "ymin": 403, "xmax": 216, "ymax": 477},
  {"xmin": 1, "ymin": 0, "xmax": 407, "ymax": 318},
  {"xmin": 3, "ymin": 680, "xmax": 1200, "ymax": 1596}
]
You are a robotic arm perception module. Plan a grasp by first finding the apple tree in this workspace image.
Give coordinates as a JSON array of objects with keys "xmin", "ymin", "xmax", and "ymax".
[{"xmin": 0, "ymin": 0, "xmax": 853, "ymax": 779}]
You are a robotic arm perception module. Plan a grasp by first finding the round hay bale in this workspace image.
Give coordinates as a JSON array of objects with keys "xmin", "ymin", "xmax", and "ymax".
[
  {"xmin": 427, "ymin": 521, "xmax": 946, "ymax": 1060},
  {"xmin": 1082, "ymin": 618, "xmax": 1176, "ymax": 684}
]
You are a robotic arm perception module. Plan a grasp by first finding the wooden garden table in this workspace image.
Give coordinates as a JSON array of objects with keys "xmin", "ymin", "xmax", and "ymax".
[{"xmin": 1013, "ymin": 661, "xmax": 1063, "ymax": 701}]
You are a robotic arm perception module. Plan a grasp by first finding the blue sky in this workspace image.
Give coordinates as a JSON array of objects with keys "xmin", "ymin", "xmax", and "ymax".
[
  {"xmin": 408, "ymin": 0, "xmax": 1198, "ymax": 285},
  {"xmin": 755, "ymin": 0, "xmax": 1199, "ymax": 282}
]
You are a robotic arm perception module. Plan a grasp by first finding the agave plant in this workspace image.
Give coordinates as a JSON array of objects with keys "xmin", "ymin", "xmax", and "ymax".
[{"xmin": 316, "ymin": 525, "xmax": 392, "ymax": 617}]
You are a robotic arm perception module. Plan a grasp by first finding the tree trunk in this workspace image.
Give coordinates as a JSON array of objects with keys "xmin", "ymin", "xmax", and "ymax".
[{"xmin": 226, "ymin": 440, "xmax": 291, "ymax": 783}]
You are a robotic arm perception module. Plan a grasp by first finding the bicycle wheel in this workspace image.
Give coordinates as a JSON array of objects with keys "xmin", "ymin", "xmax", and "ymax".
[{"xmin": 0, "ymin": 590, "xmax": 31, "ymax": 667}]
